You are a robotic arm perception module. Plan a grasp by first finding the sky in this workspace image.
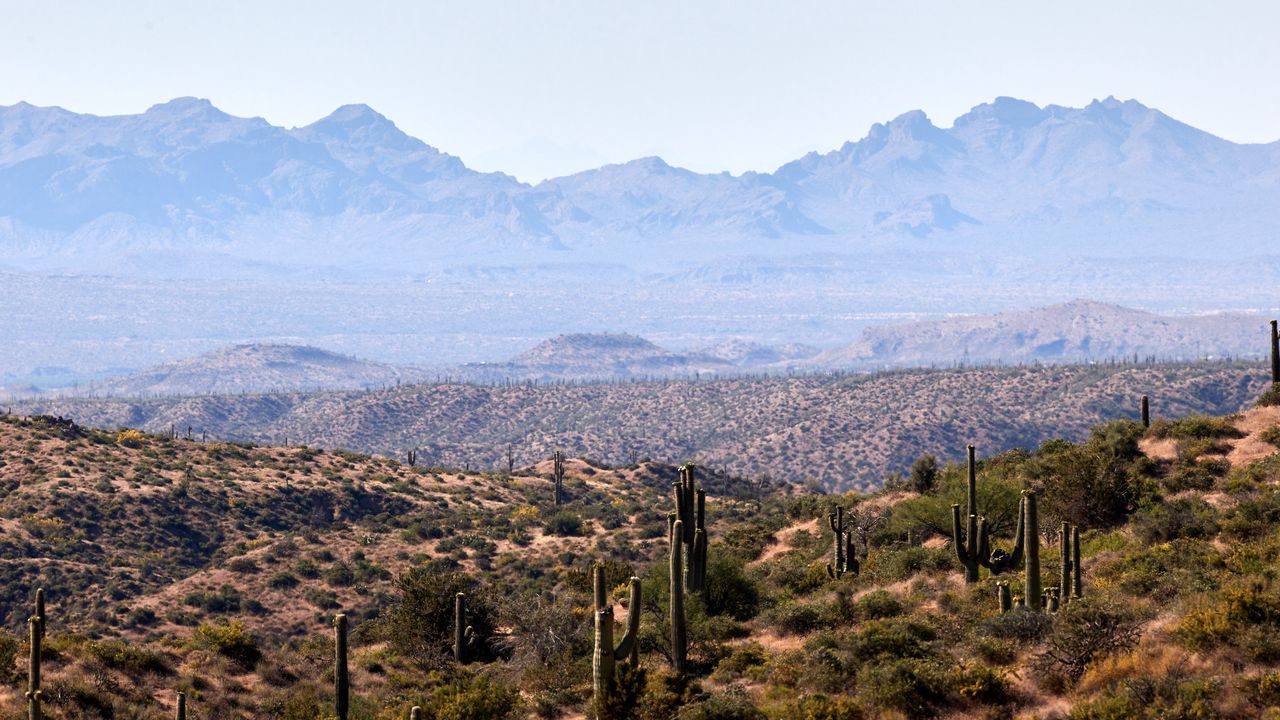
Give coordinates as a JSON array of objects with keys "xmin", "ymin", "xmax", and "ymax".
[{"xmin": 2, "ymin": 1, "xmax": 1277, "ymax": 183}]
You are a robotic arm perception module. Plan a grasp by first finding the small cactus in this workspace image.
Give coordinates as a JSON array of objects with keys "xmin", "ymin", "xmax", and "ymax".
[
  {"xmin": 454, "ymin": 593, "xmax": 475, "ymax": 664},
  {"xmin": 1140, "ymin": 395, "xmax": 1150, "ymax": 428},
  {"xmin": 411, "ymin": 708, "xmax": 422, "ymax": 720},
  {"xmin": 176, "ymin": 691, "xmax": 186, "ymax": 720},
  {"xmin": 997, "ymin": 581, "xmax": 1011, "ymax": 614},
  {"xmin": 335, "ymin": 614, "xmax": 348, "ymax": 720}
]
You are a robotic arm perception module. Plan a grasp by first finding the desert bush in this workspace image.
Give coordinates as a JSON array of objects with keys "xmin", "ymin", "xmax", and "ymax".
[
  {"xmin": 381, "ymin": 564, "xmax": 497, "ymax": 668},
  {"xmin": 421, "ymin": 675, "xmax": 523, "ymax": 720},
  {"xmin": 853, "ymin": 590, "xmax": 903, "ymax": 620},
  {"xmin": 1147, "ymin": 415, "xmax": 1243, "ymax": 440},
  {"xmin": 1034, "ymin": 422, "xmax": 1150, "ymax": 528},
  {"xmin": 909, "ymin": 454, "xmax": 939, "ymax": 495},
  {"xmin": 1255, "ymin": 383, "xmax": 1280, "ymax": 408},
  {"xmin": 979, "ymin": 607, "xmax": 1054, "ymax": 643},
  {"xmin": 1035, "ymin": 596, "xmax": 1143, "ymax": 687},
  {"xmin": 856, "ymin": 658, "xmax": 948, "ymax": 719},
  {"xmin": 677, "ymin": 688, "xmax": 766, "ymax": 720},
  {"xmin": 192, "ymin": 619, "xmax": 261, "ymax": 668},
  {"xmin": 545, "ymin": 510, "xmax": 585, "ymax": 536},
  {"xmin": 1177, "ymin": 582, "xmax": 1280, "ymax": 660},
  {"xmin": 1131, "ymin": 498, "xmax": 1219, "ymax": 544}
]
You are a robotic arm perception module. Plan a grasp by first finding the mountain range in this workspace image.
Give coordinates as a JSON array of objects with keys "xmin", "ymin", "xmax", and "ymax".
[{"xmin": 3, "ymin": 96, "xmax": 1278, "ymax": 278}]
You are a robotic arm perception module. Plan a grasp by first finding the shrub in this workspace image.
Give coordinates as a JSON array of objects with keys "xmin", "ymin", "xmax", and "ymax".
[
  {"xmin": 856, "ymin": 658, "xmax": 947, "ymax": 719},
  {"xmin": 381, "ymin": 565, "xmax": 497, "ymax": 668},
  {"xmin": 1035, "ymin": 596, "xmax": 1143, "ymax": 686},
  {"xmin": 1036, "ymin": 423, "xmax": 1149, "ymax": 528},
  {"xmin": 979, "ymin": 607, "xmax": 1054, "ymax": 643},
  {"xmin": 1177, "ymin": 582, "xmax": 1280, "ymax": 660},
  {"xmin": 192, "ymin": 619, "xmax": 261, "ymax": 668},
  {"xmin": 1259, "ymin": 425, "xmax": 1280, "ymax": 447},
  {"xmin": 1147, "ymin": 415, "xmax": 1243, "ymax": 440},
  {"xmin": 545, "ymin": 511, "xmax": 585, "ymax": 537},
  {"xmin": 423, "ymin": 675, "xmax": 523, "ymax": 720},
  {"xmin": 1131, "ymin": 498, "xmax": 1219, "ymax": 544},
  {"xmin": 677, "ymin": 688, "xmax": 766, "ymax": 720},
  {"xmin": 853, "ymin": 590, "xmax": 903, "ymax": 621},
  {"xmin": 1256, "ymin": 383, "xmax": 1280, "ymax": 408},
  {"xmin": 909, "ymin": 455, "xmax": 939, "ymax": 495},
  {"xmin": 116, "ymin": 429, "xmax": 145, "ymax": 448},
  {"xmin": 703, "ymin": 555, "xmax": 760, "ymax": 620},
  {"xmin": 773, "ymin": 695, "xmax": 864, "ymax": 720}
]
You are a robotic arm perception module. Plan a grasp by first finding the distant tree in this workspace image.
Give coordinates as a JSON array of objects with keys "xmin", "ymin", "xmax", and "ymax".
[{"xmin": 909, "ymin": 455, "xmax": 940, "ymax": 495}]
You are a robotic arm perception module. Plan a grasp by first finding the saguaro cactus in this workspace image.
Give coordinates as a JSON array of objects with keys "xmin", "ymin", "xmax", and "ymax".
[
  {"xmin": 827, "ymin": 506, "xmax": 860, "ymax": 579},
  {"xmin": 670, "ymin": 519, "xmax": 687, "ymax": 675},
  {"xmin": 1023, "ymin": 491, "xmax": 1042, "ymax": 611},
  {"xmin": 410, "ymin": 708, "xmax": 422, "ymax": 720},
  {"xmin": 592, "ymin": 564, "xmax": 642, "ymax": 715},
  {"xmin": 454, "ymin": 593, "xmax": 475, "ymax": 664},
  {"xmin": 1272, "ymin": 320, "xmax": 1279, "ymax": 384},
  {"xmin": 997, "ymin": 581, "xmax": 1011, "ymax": 614},
  {"xmin": 977, "ymin": 495, "xmax": 1025, "ymax": 575},
  {"xmin": 951, "ymin": 445, "xmax": 982, "ymax": 583},
  {"xmin": 1059, "ymin": 521, "xmax": 1074, "ymax": 606},
  {"xmin": 553, "ymin": 451, "xmax": 565, "ymax": 506},
  {"xmin": 1141, "ymin": 395, "xmax": 1150, "ymax": 428},
  {"xmin": 334, "ymin": 614, "xmax": 348, "ymax": 720},
  {"xmin": 27, "ymin": 614, "xmax": 42, "ymax": 720},
  {"xmin": 176, "ymin": 691, "xmax": 186, "ymax": 720},
  {"xmin": 34, "ymin": 589, "xmax": 44, "ymax": 638},
  {"xmin": 674, "ymin": 464, "xmax": 709, "ymax": 593},
  {"xmin": 1071, "ymin": 526, "xmax": 1083, "ymax": 599}
]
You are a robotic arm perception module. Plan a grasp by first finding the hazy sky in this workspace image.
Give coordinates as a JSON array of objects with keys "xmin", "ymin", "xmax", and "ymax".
[{"xmin": 3, "ymin": 1, "xmax": 1277, "ymax": 182}]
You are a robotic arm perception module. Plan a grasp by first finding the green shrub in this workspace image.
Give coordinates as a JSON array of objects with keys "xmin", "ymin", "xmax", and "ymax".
[
  {"xmin": 853, "ymin": 590, "xmax": 903, "ymax": 621},
  {"xmin": 422, "ymin": 675, "xmax": 523, "ymax": 720},
  {"xmin": 1034, "ymin": 595, "xmax": 1143, "ymax": 686},
  {"xmin": 545, "ymin": 511, "xmax": 585, "ymax": 537},
  {"xmin": 856, "ymin": 658, "xmax": 947, "ymax": 719},
  {"xmin": 381, "ymin": 565, "xmax": 497, "ymax": 668},
  {"xmin": 677, "ymin": 688, "xmax": 766, "ymax": 720},
  {"xmin": 1256, "ymin": 383, "xmax": 1280, "ymax": 408},
  {"xmin": 192, "ymin": 619, "xmax": 261, "ymax": 668},
  {"xmin": 1147, "ymin": 415, "xmax": 1243, "ymax": 440},
  {"xmin": 1131, "ymin": 498, "xmax": 1219, "ymax": 544},
  {"xmin": 1258, "ymin": 425, "xmax": 1280, "ymax": 447}
]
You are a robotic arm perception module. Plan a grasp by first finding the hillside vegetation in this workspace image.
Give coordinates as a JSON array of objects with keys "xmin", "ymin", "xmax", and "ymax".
[
  {"xmin": 3, "ymin": 371, "xmax": 1280, "ymax": 718},
  {"xmin": 16, "ymin": 360, "xmax": 1268, "ymax": 490}
]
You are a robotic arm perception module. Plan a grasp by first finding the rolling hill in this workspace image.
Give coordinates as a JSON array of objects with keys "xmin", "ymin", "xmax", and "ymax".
[{"xmin": 14, "ymin": 360, "xmax": 1269, "ymax": 489}]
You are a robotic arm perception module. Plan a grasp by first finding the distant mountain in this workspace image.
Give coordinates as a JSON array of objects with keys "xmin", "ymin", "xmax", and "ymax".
[
  {"xmin": 2, "ymin": 96, "xmax": 1278, "ymax": 279},
  {"xmin": 50, "ymin": 344, "xmax": 421, "ymax": 397},
  {"xmin": 815, "ymin": 300, "xmax": 1265, "ymax": 368},
  {"xmin": 456, "ymin": 333, "xmax": 811, "ymax": 382}
]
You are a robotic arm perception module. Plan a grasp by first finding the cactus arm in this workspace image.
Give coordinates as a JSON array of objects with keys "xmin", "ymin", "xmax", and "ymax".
[
  {"xmin": 951, "ymin": 504, "xmax": 969, "ymax": 565},
  {"xmin": 1008, "ymin": 495, "xmax": 1026, "ymax": 568},
  {"xmin": 976, "ymin": 516, "xmax": 992, "ymax": 569},
  {"xmin": 614, "ymin": 577, "xmax": 641, "ymax": 663}
]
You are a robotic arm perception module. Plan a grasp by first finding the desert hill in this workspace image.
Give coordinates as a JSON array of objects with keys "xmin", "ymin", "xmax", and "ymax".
[
  {"xmin": 42, "ymin": 343, "xmax": 425, "ymax": 398},
  {"xmin": 3, "ymin": 378, "xmax": 1280, "ymax": 717},
  {"xmin": 817, "ymin": 300, "xmax": 1264, "ymax": 368},
  {"xmin": 14, "ymin": 360, "xmax": 1268, "ymax": 489}
]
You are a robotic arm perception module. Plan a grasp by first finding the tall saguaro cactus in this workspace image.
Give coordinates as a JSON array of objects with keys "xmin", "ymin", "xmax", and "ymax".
[
  {"xmin": 553, "ymin": 451, "xmax": 565, "ymax": 506},
  {"xmin": 674, "ymin": 464, "xmax": 709, "ymax": 593},
  {"xmin": 27, "ymin": 614, "xmax": 41, "ymax": 720},
  {"xmin": 34, "ymin": 589, "xmax": 44, "ymax": 641},
  {"xmin": 1059, "ymin": 521, "xmax": 1074, "ymax": 606},
  {"xmin": 334, "ymin": 614, "xmax": 349, "ymax": 720},
  {"xmin": 827, "ymin": 506, "xmax": 860, "ymax": 579},
  {"xmin": 592, "ymin": 564, "xmax": 642, "ymax": 716},
  {"xmin": 1023, "ymin": 491, "xmax": 1042, "ymax": 611},
  {"xmin": 1141, "ymin": 395, "xmax": 1150, "ymax": 428},
  {"xmin": 1271, "ymin": 320, "xmax": 1279, "ymax": 384},
  {"xmin": 669, "ymin": 519, "xmax": 687, "ymax": 675},
  {"xmin": 176, "ymin": 691, "xmax": 186, "ymax": 720},
  {"xmin": 1071, "ymin": 525, "xmax": 1083, "ymax": 599},
  {"xmin": 951, "ymin": 445, "xmax": 982, "ymax": 583}
]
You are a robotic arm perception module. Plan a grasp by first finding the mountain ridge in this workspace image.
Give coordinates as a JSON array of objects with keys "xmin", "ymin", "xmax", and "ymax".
[{"xmin": 4, "ymin": 95, "xmax": 1279, "ymax": 278}]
